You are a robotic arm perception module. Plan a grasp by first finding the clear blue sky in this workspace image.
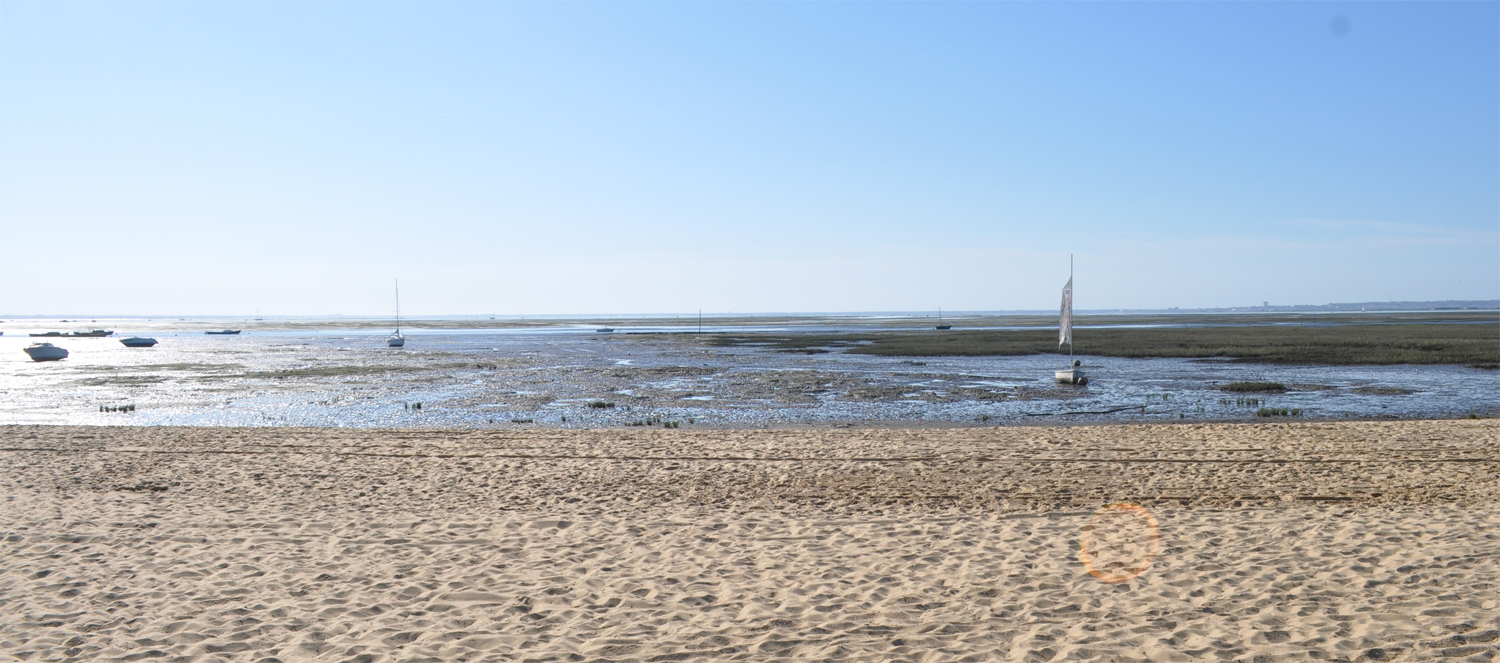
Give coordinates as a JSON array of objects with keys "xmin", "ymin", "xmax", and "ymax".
[{"xmin": 2, "ymin": 2, "xmax": 1496, "ymax": 316}]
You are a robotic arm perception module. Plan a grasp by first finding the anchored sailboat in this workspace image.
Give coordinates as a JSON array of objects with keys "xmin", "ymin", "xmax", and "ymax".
[
  {"xmin": 388, "ymin": 280, "xmax": 406, "ymax": 347},
  {"xmin": 1054, "ymin": 256, "xmax": 1087, "ymax": 385},
  {"xmin": 935, "ymin": 307, "xmax": 951, "ymax": 330}
]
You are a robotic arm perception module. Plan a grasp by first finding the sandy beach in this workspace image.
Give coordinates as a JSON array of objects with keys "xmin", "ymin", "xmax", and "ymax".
[{"xmin": 2, "ymin": 420, "xmax": 1497, "ymax": 662}]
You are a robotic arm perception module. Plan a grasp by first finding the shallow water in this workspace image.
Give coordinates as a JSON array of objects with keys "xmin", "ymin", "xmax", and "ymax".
[{"xmin": 1, "ymin": 327, "xmax": 1495, "ymax": 428}]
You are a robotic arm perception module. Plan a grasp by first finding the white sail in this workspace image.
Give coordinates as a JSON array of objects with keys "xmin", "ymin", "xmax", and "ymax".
[{"xmin": 1059, "ymin": 276, "xmax": 1073, "ymax": 347}]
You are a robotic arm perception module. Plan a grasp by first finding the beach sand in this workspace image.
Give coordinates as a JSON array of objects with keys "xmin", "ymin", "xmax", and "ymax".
[{"xmin": 2, "ymin": 420, "xmax": 1497, "ymax": 662}]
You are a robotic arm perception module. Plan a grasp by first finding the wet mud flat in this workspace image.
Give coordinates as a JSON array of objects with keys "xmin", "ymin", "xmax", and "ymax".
[
  {"xmin": 1, "ymin": 420, "xmax": 1496, "ymax": 662},
  {"xmin": 1, "ymin": 330, "xmax": 1496, "ymax": 428}
]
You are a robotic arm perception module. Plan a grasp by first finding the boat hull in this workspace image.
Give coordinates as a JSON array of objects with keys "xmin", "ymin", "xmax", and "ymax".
[
  {"xmin": 1054, "ymin": 369, "xmax": 1088, "ymax": 385},
  {"xmin": 205, "ymin": 330, "xmax": 241, "ymax": 335},
  {"xmin": 387, "ymin": 335, "xmax": 405, "ymax": 347},
  {"xmin": 120, "ymin": 337, "xmax": 158, "ymax": 347},
  {"xmin": 24, "ymin": 344, "xmax": 68, "ymax": 361}
]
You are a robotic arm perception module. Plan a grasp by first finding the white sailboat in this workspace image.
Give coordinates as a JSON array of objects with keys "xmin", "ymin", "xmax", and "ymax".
[
  {"xmin": 388, "ymin": 279, "xmax": 406, "ymax": 347},
  {"xmin": 1054, "ymin": 255, "xmax": 1087, "ymax": 385}
]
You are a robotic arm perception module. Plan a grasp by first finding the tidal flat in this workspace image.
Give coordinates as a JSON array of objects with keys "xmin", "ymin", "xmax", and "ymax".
[{"xmin": 1, "ymin": 313, "xmax": 1495, "ymax": 428}]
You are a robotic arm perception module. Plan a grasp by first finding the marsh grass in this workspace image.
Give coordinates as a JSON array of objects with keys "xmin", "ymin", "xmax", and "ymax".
[
  {"xmin": 92, "ymin": 362, "xmax": 245, "ymax": 373},
  {"xmin": 247, "ymin": 365, "xmax": 427, "ymax": 379},
  {"xmin": 1220, "ymin": 397, "xmax": 1265, "ymax": 406},
  {"xmin": 1220, "ymin": 381, "xmax": 1288, "ymax": 393},
  {"xmin": 74, "ymin": 376, "xmax": 171, "ymax": 386},
  {"xmin": 706, "ymin": 322, "xmax": 1499, "ymax": 365}
]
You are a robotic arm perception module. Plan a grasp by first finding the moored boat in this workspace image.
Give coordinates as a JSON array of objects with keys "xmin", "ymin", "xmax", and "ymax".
[
  {"xmin": 205, "ymin": 330, "xmax": 241, "ymax": 335},
  {"xmin": 1055, "ymin": 366, "xmax": 1086, "ymax": 385},
  {"xmin": 1055, "ymin": 256, "xmax": 1087, "ymax": 385},
  {"xmin": 387, "ymin": 279, "xmax": 406, "ymax": 347},
  {"xmin": 596, "ymin": 327, "xmax": 615, "ymax": 333},
  {"xmin": 120, "ymin": 337, "xmax": 158, "ymax": 348},
  {"xmin": 23, "ymin": 343, "xmax": 68, "ymax": 362}
]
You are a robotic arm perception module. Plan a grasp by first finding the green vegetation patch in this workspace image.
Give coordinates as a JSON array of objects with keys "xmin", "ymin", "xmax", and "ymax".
[
  {"xmin": 245, "ymin": 365, "xmax": 430, "ymax": 379},
  {"xmin": 607, "ymin": 366, "xmax": 720, "ymax": 378},
  {"xmin": 89, "ymin": 362, "xmax": 245, "ymax": 373},
  {"xmin": 1219, "ymin": 381, "xmax": 1288, "ymax": 393},
  {"xmin": 73, "ymin": 376, "xmax": 172, "ymax": 386},
  {"xmin": 706, "ymin": 322, "xmax": 1499, "ymax": 365},
  {"xmin": 706, "ymin": 334, "xmax": 873, "ymax": 354}
]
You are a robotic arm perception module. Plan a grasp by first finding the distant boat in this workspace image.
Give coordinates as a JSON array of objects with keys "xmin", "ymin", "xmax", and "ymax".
[
  {"xmin": 935, "ymin": 307, "xmax": 951, "ymax": 331},
  {"xmin": 205, "ymin": 330, "xmax": 241, "ymax": 335},
  {"xmin": 30, "ymin": 330, "xmax": 111, "ymax": 338},
  {"xmin": 23, "ymin": 343, "xmax": 68, "ymax": 362},
  {"xmin": 1054, "ymin": 255, "xmax": 1087, "ymax": 385},
  {"xmin": 120, "ymin": 337, "xmax": 158, "ymax": 348},
  {"xmin": 29, "ymin": 332, "xmax": 63, "ymax": 337},
  {"xmin": 388, "ymin": 279, "xmax": 406, "ymax": 347},
  {"xmin": 596, "ymin": 327, "xmax": 615, "ymax": 333}
]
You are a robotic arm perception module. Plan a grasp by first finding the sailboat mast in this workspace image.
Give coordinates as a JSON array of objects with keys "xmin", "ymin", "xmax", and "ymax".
[
  {"xmin": 395, "ymin": 279, "xmax": 401, "ymax": 334},
  {"xmin": 1069, "ymin": 255, "xmax": 1074, "ymax": 362}
]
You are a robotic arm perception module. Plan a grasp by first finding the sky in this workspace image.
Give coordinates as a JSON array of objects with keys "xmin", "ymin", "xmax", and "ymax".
[{"xmin": 1, "ymin": 2, "xmax": 1496, "ymax": 317}]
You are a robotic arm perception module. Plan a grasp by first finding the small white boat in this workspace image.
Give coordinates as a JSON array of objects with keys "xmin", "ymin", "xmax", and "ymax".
[
  {"xmin": 1055, "ymin": 366, "xmax": 1087, "ymax": 385},
  {"xmin": 23, "ymin": 343, "xmax": 68, "ymax": 362},
  {"xmin": 387, "ymin": 279, "xmax": 405, "ymax": 347},
  {"xmin": 120, "ymin": 337, "xmax": 158, "ymax": 348},
  {"xmin": 1055, "ymin": 256, "xmax": 1087, "ymax": 385}
]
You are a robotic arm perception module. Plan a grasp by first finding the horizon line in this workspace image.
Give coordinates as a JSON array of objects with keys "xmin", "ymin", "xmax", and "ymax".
[{"xmin": 3, "ymin": 300, "xmax": 1497, "ymax": 321}]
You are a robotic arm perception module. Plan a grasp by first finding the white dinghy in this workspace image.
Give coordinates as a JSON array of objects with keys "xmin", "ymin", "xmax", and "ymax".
[{"xmin": 1054, "ymin": 255, "xmax": 1087, "ymax": 385}]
